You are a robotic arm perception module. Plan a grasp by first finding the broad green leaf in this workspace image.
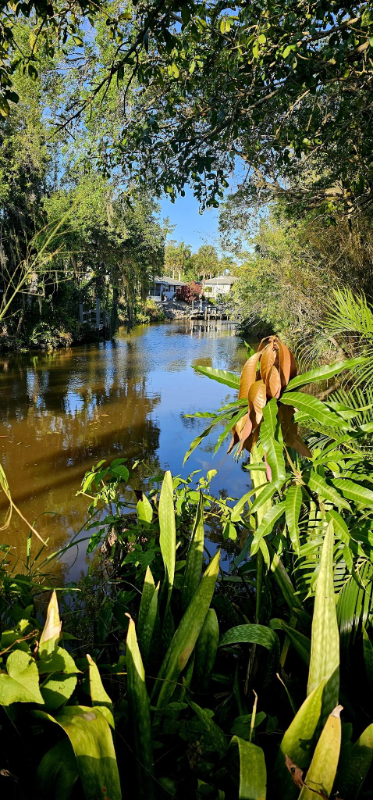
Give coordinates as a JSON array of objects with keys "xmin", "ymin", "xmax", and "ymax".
[
  {"xmin": 272, "ymin": 680, "xmax": 325, "ymax": 799},
  {"xmin": 194, "ymin": 366, "xmax": 240, "ymax": 389},
  {"xmin": 337, "ymin": 723, "xmax": 373, "ymax": 799},
  {"xmin": 219, "ymin": 624, "xmax": 278, "ymax": 651},
  {"xmin": 36, "ymin": 738, "xmax": 78, "ymax": 800},
  {"xmin": 251, "ymin": 502, "xmax": 286, "ymax": 555},
  {"xmin": 280, "ymin": 392, "xmax": 346, "ymax": 429},
  {"xmin": 126, "ymin": 618, "xmax": 154, "ymax": 798},
  {"xmin": 194, "ymin": 608, "xmax": 219, "ymax": 692},
  {"xmin": 137, "ymin": 567, "xmax": 159, "ymax": 666},
  {"xmin": 41, "ymin": 673, "xmax": 77, "ymax": 711},
  {"xmin": 34, "ymin": 705, "xmax": 121, "ymax": 800},
  {"xmin": 298, "ymin": 705, "xmax": 342, "ymax": 800},
  {"xmin": 159, "ymin": 470, "xmax": 176, "ymax": 591},
  {"xmin": 189, "ymin": 701, "xmax": 227, "ymax": 757},
  {"xmin": 261, "ymin": 398, "xmax": 278, "ymax": 436},
  {"xmin": 154, "ymin": 550, "xmax": 220, "ymax": 709},
  {"xmin": 181, "ymin": 493, "xmax": 204, "ymax": 611},
  {"xmin": 40, "ymin": 591, "xmax": 61, "ymax": 657},
  {"xmin": 332, "ymin": 477, "xmax": 373, "ymax": 507},
  {"xmin": 307, "ymin": 521, "xmax": 340, "ymax": 719},
  {"xmin": 137, "ymin": 493, "xmax": 153, "ymax": 523},
  {"xmin": 285, "ymin": 485, "xmax": 302, "ymax": 555},
  {"xmin": 0, "ymin": 650, "xmax": 44, "ymax": 705},
  {"xmin": 231, "ymin": 736, "xmax": 267, "ymax": 799},
  {"xmin": 269, "ymin": 619, "xmax": 310, "ymax": 665},
  {"xmin": 37, "ymin": 646, "xmax": 78, "ymax": 675},
  {"xmin": 87, "ymin": 654, "xmax": 114, "ymax": 728},
  {"xmin": 305, "ymin": 471, "xmax": 351, "ymax": 511},
  {"xmin": 285, "ymin": 357, "xmax": 366, "ymax": 392}
]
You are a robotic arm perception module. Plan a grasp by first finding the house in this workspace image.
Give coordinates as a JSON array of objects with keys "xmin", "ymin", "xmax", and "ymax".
[
  {"xmin": 148, "ymin": 276, "xmax": 186, "ymax": 302},
  {"xmin": 203, "ymin": 275, "xmax": 237, "ymax": 299}
]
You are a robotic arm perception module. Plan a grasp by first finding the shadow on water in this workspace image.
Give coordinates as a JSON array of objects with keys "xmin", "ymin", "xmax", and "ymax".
[{"xmin": 0, "ymin": 321, "xmax": 254, "ymax": 576}]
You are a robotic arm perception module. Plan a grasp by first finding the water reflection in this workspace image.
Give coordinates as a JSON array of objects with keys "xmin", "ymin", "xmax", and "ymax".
[{"xmin": 0, "ymin": 322, "xmax": 251, "ymax": 574}]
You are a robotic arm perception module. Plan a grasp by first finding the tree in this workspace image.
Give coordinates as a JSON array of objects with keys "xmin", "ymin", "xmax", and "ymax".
[
  {"xmin": 188, "ymin": 244, "xmax": 220, "ymax": 283},
  {"xmin": 164, "ymin": 240, "xmax": 192, "ymax": 280}
]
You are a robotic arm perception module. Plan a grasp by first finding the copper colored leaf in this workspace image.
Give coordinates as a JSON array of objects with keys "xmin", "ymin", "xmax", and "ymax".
[
  {"xmin": 279, "ymin": 342, "xmax": 297, "ymax": 387},
  {"xmin": 248, "ymin": 380, "xmax": 267, "ymax": 424},
  {"xmin": 260, "ymin": 345, "xmax": 276, "ymax": 382},
  {"xmin": 266, "ymin": 365, "xmax": 282, "ymax": 399},
  {"xmin": 239, "ymin": 352, "xmax": 260, "ymax": 399}
]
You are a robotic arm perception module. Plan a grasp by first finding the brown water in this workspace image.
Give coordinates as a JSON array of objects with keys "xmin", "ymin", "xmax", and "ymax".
[{"xmin": 0, "ymin": 321, "xmax": 251, "ymax": 577}]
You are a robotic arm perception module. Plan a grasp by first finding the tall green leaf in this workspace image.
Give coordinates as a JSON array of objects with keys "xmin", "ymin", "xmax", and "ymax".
[
  {"xmin": 87, "ymin": 654, "xmax": 114, "ymax": 728},
  {"xmin": 269, "ymin": 619, "xmax": 310, "ymax": 665},
  {"xmin": 307, "ymin": 520, "xmax": 340, "ymax": 719},
  {"xmin": 332, "ymin": 477, "xmax": 373, "ymax": 507},
  {"xmin": 231, "ymin": 736, "xmax": 267, "ymax": 800},
  {"xmin": 126, "ymin": 617, "xmax": 154, "ymax": 799},
  {"xmin": 39, "ymin": 590, "xmax": 62, "ymax": 657},
  {"xmin": 189, "ymin": 701, "xmax": 227, "ymax": 758},
  {"xmin": 137, "ymin": 568, "xmax": 159, "ymax": 666},
  {"xmin": 34, "ymin": 705, "xmax": 122, "ymax": 800},
  {"xmin": 298, "ymin": 705, "xmax": 342, "ymax": 800},
  {"xmin": 159, "ymin": 470, "xmax": 176, "ymax": 592},
  {"xmin": 181, "ymin": 493, "xmax": 204, "ymax": 611},
  {"xmin": 154, "ymin": 550, "xmax": 220, "ymax": 709},
  {"xmin": 194, "ymin": 609, "xmax": 219, "ymax": 693},
  {"xmin": 36, "ymin": 738, "xmax": 79, "ymax": 800},
  {"xmin": 305, "ymin": 471, "xmax": 351, "ymax": 511},
  {"xmin": 272, "ymin": 680, "xmax": 325, "ymax": 799},
  {"xmin": 285, "ymin": 485, "xmax": 302, "ymax": 556}
]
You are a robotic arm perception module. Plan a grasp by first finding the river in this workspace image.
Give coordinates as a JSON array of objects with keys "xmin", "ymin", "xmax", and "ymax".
[{"xmin": 0, "ymin": 321, "xmax": 251, "ymax": 577}]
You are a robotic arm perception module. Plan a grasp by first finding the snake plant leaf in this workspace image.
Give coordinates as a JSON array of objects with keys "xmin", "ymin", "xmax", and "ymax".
[
  {"xmin": 305, "ymin": 471, "xmax": 351, "ymax": 511},
  {"xmin": 0, "ymin": 649, "xmax": 44, "ymax": 705},
  {"xmin": 194, "ymin": 608, "xmax": 219, "ymax": 692},
  {"xmin": 336, "ymin": 723, "xmax": 373, "ymax": 799},
  {"xmin": 154, "ymin": 550, "xmax": 220, "ymax": 709},
  {"xmin": 280, "ymin": 392, "xmax": 346, "ymax": 429},
  {"xmin": 285, "ymin": 485, "xmax": 302, "ymax": 556},
  {"xmin": 270, "ymin": 554, "xmax": 307, "ymax": 619},
  {"xmin": 137, "ymin": 569, "xmax": 159, "ymax": 667},
  {"xmin": 159, "ymin": 470, "xmax": 176, "ymax": 592},
  {"xmin": 126, "ymin": 617, "xmax": 154, "ymax": 798},
  {"xmin": 39, "ymin": 591, "xmax": 62, "ymax": 657},
  {"xmin": 298, "ymin": 705, "xmax": 342, "ymax": 800},
  {"xmin": 87, "ymin": 654, "xmax": 114, "ymax": 728},
  {"xmin": 219, "ymin": 624, "xmax": 279, "ymax": 652},
  {"xmin": 36, "ymin": 738, "xmax": 79, "ymax": 800},
  {"xmin": 194, "ymin": 365, "xmax": 240, "ymax": 389},
  {"xmin": 251, "ymin": 502, "xmax": 286, "ymax": 555},
  {"xmin": 231, "ymin": 736, "xmax": 267, "ymax": 799},
  {"xmin": 181, "ymin": 493, "xmax": 204, "ymax": 611},
  {"xmin": 331, "ymin": 477, "xmax": 373, "ymax": 508},
  {"xmin": 271, "ymin": 680, "xmax": 325, "ymax": 799},
  {"xmin": 189, "ymin": 701, "xmax": 228, "ymax": 758},
  {"xmin": 269, "ymin": 619, "xmax": 310, "ymax": 665},
  {"xmin": 307, "ymin": 520, "xmax": 340, "ymax": 719},
  {"xmin": 34, "ymin": 705, "xmax": 122, "ymax": 800},
  {"xmin": 285, "ymin": 357, "xmax": 366, "ymax": 392}
]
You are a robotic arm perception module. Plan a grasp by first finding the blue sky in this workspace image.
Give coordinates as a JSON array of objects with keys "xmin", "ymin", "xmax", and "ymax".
[{"xmin": 160, "ymin": 186, "xmax": 220, "ymax": 252}]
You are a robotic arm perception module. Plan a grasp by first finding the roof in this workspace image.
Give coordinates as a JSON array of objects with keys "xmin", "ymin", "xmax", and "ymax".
[
  {"xmin": 152, "ymin": 276, "xmax": 186, "ymax": 286},
  {"xmin": 204, "ymin": 275, "xmax": 237, "ymax": 286},
  {"xmin": 161, "ymin": 277, "xmax": 187, "ymax": 286}
]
